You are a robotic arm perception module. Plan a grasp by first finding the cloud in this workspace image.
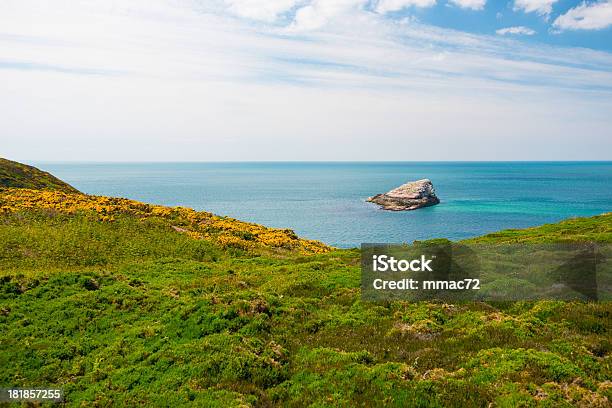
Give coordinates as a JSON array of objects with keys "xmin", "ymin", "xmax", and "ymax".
[
  {"xmin": 0, "ymin": 60, "xmax": 125, "ymax": 76},
  {"xmin": 513, "ymin": 0, "xmax": 558, "ymax": 16},
  {"xmin": 225, "ymin": 0, "xmax": 302, "ymax": 22},
  {"xmin": 1, "ymin": 0, "xmax": 611, "ymax": 161},
  {"xmin": 375, "ymin": 0, "xmax": 437, "ymax": 14},
  {"xmin": 448, "ymin": 0, "xmax": 486, "ymax": 11},
  {"xmin": 496, "ymin": 26, "xmax": 536, "ymax": 35},
  {"xmin": 291, "ymin": 0, "xmax": 367, "ymax": 30},
  {"xmin": 553, "ymin": 1, "xmax": 612, "ymax": 31}
]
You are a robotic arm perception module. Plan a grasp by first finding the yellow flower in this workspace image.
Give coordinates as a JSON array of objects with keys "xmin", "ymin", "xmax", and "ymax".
[{"xmin": 0, "ymin": 187, "xmax": 331, "ymax": 254}]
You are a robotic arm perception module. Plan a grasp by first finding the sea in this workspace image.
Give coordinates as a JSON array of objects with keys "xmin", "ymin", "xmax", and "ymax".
[{"xmin": 36, "ymin": 162, "xmax": 612, "ymax": 248}]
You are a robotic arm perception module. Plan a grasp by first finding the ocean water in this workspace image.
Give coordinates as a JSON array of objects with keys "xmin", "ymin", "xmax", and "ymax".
[{"xmin": 36, "ymin": 162, "xmax": 612, "ymax": 248}]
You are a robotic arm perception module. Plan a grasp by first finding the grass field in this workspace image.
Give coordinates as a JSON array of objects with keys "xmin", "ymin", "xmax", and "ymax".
[{"xmin": 0, "ymin": 162, "xmax": 610, "ymax": 407}]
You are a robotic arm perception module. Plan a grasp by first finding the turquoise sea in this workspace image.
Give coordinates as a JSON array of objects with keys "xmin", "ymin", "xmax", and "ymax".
[{"xmin": 37, "ymin": 162, "xmax": 612, "ymax": 248}]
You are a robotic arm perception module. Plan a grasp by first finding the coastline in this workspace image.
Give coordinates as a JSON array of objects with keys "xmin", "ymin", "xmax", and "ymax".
[
  {"xmin": 1, "ymin": 159, "xmax": 611, "ymax": 407},
  {"xmin": 28, "ymin": 161, "xmax": 612, "ymax": 248}
]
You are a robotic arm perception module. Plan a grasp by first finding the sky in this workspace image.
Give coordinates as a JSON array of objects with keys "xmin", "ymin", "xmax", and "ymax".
[{"xmin": 1, "ymin": 0, "xmax": 611, "ymax": 161}]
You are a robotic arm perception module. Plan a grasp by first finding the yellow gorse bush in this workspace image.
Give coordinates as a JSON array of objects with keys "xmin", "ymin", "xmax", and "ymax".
[{"xmin": 0, "ymin": 188, "xmax": 330, "ymax": 254}]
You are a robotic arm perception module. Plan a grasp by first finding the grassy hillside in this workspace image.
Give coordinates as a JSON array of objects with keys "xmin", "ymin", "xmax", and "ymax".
[
  {"xmin": 0, "ymin": 158, "xmax": 79, "ymax": 193},
  {"xmin": 0, "ymin": 188, "xmax": 329, "ymax": 256},
  {"xmin": 0, "ymin": 167, "xmax": 610, "ymax": 406},
  {"xmin": 466, "ymin": 213, "xmax": 612, "ymax": 244}
]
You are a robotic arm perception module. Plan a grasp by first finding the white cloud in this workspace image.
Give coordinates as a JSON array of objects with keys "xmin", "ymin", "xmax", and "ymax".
[
  {"xmin": 225, "ymin": 0, "xmax": 302, "ymax": 22},
  {"xmin": 449, "ymin": 0, "xmax": 486, "ymax": 11},
  {"xmin": 375, "ymin": 0, "xmax": 436, "ymax": 14},
  {"xmin": 553, "ymin": 1, "xmax": 612, "ymax": 30},
  {"xmin": 513, "ymin": 0, "xmax": 558, "ymax": 16},
  {"xmin": 496, "ymin": 26, "xmax": 536, "ymax": 35},
  {"xmin": 291, "ymin": 0, "xmax": 367, "ymax": 30},
  {"xmin": 1, "ymin": 0, "xmax": 611, "ymax": 161}
]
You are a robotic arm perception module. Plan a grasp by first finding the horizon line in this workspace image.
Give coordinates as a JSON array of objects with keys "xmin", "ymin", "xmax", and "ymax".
[{"xmin": 26, "ymin": 159, "xmax": 612, "ymax": 164}]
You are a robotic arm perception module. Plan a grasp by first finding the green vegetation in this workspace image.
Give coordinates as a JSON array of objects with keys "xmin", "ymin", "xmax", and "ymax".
[
  {"xmin": 0, "ymin": 158, "xmax": 79, "ymax": 193},
  {"xmin": 466, "ymin": 213, "xmax": 612, "ymax": 244},
  {"xmin": 0, "ymin": 162, "xmax": 610, "ymax": 407}
]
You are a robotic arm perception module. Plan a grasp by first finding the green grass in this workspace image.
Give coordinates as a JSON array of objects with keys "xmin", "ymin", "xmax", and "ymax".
[
  {"xmin": 466, "ymin": 213, "xmax": 612, "ymax": 244},
  {"xmin": 1, "ymin": 209, "xmax": 610, "ymax": 407},
  {"xmin": 0, "ymin": 158, "xmax": 79, "ymax": 193}
]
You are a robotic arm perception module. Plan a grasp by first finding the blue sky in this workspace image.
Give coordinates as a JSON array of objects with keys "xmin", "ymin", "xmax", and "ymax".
[
  {"xmin": 1, "ymin": 0, "xmax": 611, "ymax": 161},
  {"xmin": 395, "ymin": 0, "xmax": 612, "ymax": 50}
]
